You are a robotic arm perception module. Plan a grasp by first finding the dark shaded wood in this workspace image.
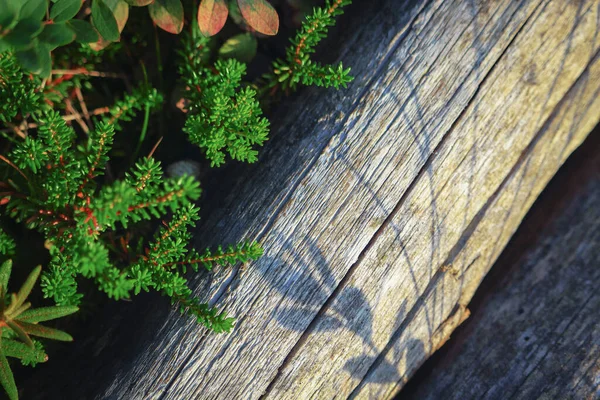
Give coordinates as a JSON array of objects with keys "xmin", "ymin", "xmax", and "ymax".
[{"xmin": 401, "ymin": 125, "xmax": 600, "ymax": 399}]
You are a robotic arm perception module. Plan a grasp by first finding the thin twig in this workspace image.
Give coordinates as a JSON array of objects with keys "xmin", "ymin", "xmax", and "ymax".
[
  {"xmin": 74, "ymin": 86, "xmax": 92, "ymax": 126},
  {"xmin": 147, "ymin": 136, "xmax": 163, "ymax": 159},
  {"xmin": 0, "ymin": 106, "xmax": 110, "ymax": 132},
  {"xmin": 51, "ymin": 69, "xmax": 125, "ymax": 79},
  {"xmin": 0, "ymin": 155, "xmax": 28, "ymax": 181},
  {"xmin": 5, "ymin": 123, "xmax": 26, "ymax": 139},
  {"xmin": 65, "ymin": 98, "xmax": 90, "ymax": 134}
]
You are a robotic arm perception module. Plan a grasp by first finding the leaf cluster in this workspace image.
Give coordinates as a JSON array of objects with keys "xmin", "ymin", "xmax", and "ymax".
[
  {"xmin": 0, "ymin": 260, "xmax": 78, "ymax": 400},
  {"xmin": 178, "ymin": 1, "xmax": 352, "ymax": 165},
  {"xmin": 198, "ymin": 0, "xmax": 279, "ymax": 37},
  {"xmin": 0, "ymin": 0, "xmax": 99, "ymax": 76},
  {"xmin": 0, "ymin": 52, "xmax": 41, "ymax": 124},
  {"xmin": 0, "ymin": 0, "xmax": 284, "ymax": 77}
]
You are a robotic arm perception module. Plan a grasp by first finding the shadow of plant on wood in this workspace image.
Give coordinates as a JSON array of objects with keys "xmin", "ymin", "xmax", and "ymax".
[{"xmin": 261, "ymin": 235, "xmax": 426, "ymax": 385}]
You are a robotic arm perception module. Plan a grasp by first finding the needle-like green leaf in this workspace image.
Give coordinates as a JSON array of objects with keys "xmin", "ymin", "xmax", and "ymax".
[
  {"xmin": 6, "ymin": 302, "xmax": 31, "ymax": 320},
  {"xmin": 1, "ymin": 338, "xmax": 47, "ymax": 363},
  {"xmin": 0, "ymin": 351, "xmax": 17, "ymax": 400},
  {"xmin": 15, "ymin": 321, "xmax": 73, "ymax": 342},
  {"xmin": 0, "ymin": 260, "xmax": 12, "ymax": 293},
  {"xmin": 6, "ymin": 266, "xmax": 40, "ymax": 316},
  {"xmin": 5, "ymin": 320, "xmax": 33, "ymax": 349},
  {"xmin": 18, "ymin": 305, "xmax": 79, "ymax": 323}
]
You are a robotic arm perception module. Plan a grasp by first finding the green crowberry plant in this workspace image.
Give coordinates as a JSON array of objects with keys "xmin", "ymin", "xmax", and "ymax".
[
  {"xmin": 1, "ymin": 76, "xmax": 261, "ymax": 330},
  {"xmin": 0, "ymin": 0, "xmax": 352, "ymax": 397},
  {"xmin": 180, "ymin": 0, "xmax": 352, "ymax": 166}
]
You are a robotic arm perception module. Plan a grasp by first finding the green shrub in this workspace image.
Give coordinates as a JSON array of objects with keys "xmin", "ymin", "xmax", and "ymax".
[{"xmin": 0, "ymin": 0, "xmax": 352, "ymax": 397}]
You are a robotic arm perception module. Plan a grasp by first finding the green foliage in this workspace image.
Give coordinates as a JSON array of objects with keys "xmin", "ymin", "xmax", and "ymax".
[
  {"xmin": 198, "ymin": 0, "xmax": 279, "ymax": 36},
  {"xmin": 1, "ymin": 0, "xmax": 351, "ymax": 324},
  {"xmin": 0, "ymin": 260, "xmax": 78, "ymax": 400},
  {"xmin": 264, "ymin": 0, "xmax": 353, "ymax": 92},
  {"xmin": 0, "ymin": 231, "xmax": 15, "ymax": 258},
  {"xmin": 179, "ymin": 1, "xmax": 351, "ymax": 165},
  {"xmin": 179, "ymin": 26, "xmax": 269, "ymax": 166},
  {"xmin": 0, "ymin": 0, "xmax": 98, "ymax": 77},
  {"xmin": 0, "ymin": 56, "xmax": 262, "ymax": 333},
  {"xmin": 219, "ymin": 33, "xmax": 258, "ymax": 63},
  {"xmin": 180, "ymin": 54, "xmax": 270, "ymax": 166},
  {"xmin": 3, "ymin": 93, "xmax": 235, "ymax": 315},
  {"xmin": 0, "ymin": 0, "xmax": 351, "ymax": 395},
  {"xmin": 91, "ymin": 0, "xmax": 121, "ymax": 42},
  {"xmin": 0, "ymin": 52, "xmax": 41, "ymax": 123},
  {"xmin": 0, "ymin": 0, "xmax": 283, "ymax": 76}
]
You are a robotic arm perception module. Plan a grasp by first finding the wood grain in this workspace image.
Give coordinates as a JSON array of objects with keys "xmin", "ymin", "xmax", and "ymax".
[
  {"xmin": 23, "ymin": 0, "xmax": 600, "ymax": 398},
  {"xmin": 273, "ymin": 2, "xmax": 600, "ymax": 398},
  {"xmin": 402, "ymin": 128, "xmax": 600, "ymax": 400}
]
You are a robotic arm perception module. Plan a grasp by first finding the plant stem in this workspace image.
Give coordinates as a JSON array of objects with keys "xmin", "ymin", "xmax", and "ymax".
[
  {"xmin": 132, "ymin": 63, "xmax": 151, "ymax": 162},
  {"xmin": 133, "ymin": 104, "xmax": 151, "ymax": 162},
  {"xmin": 153, "ymin": 24, "xmax": 167, "ymax": 140}
]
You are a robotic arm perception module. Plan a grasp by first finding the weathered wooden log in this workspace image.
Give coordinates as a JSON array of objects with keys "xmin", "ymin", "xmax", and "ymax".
[
  {"xmin": 402, "ymin": 128, "xmax": 600, "ymax": 400},
  {"xmin": 24, "ymin": 0, "xmax": 600, "ymax": 398}
]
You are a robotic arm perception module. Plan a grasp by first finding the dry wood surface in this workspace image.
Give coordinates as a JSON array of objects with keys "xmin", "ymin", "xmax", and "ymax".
[
  {"xmin": 24, "ymin": 0, "xmax": 600, "ymax": 399},
  {"xmin": 402, "ymin": 128, "xmax": 600, "ymax": 400}
]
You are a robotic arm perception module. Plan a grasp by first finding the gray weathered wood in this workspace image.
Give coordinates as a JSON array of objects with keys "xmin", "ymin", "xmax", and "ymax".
[
  {"xmin": 24, "ymin": 0, "xmax": 600, "ymax": 398},
  {"xmin": 403, "ymin": 130, "xmax": 600, "ymax": 400}
]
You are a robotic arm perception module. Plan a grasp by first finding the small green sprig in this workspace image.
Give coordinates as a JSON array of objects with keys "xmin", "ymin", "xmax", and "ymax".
[
  {"xmin": 128, "ymin": 205, "xmax": 262, "ymax": 329},
  {"xmin": 179, "ymin": 33, "xmax": 270, "ymax": 167},
  {"xmin": 0, "ymin": 52, "xmax": 41, "ymax": 124},
  {"xmin": 179, "ymin": 1, "xmax": 352, "ymax": 165},
  {"xmin": 263, "ymin": 0, "xmax": 353, "ymax": 93},
  {"xmin": 0, "ymin": 230, "xmax": 15, "ymax": 257}
]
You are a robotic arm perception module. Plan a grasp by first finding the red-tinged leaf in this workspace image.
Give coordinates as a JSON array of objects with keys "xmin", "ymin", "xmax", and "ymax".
[
  {"xmin": 105, "ymin": 0, "xmax": 129, "ymax": 33},
  {"xmin": 14, "ymin": 321, "xmax": 73, "ymax": 342},
  {"xmin": 0, "ymin": 352, "xmax": 17, "ymax": 400},
  {"xmin": 89, "ymin": 37, "xmax": 111, "ymax": 51},
  {"xmin": 148, "ymin": 0, "xmax": 184, "ymax": 34},
  {"xmin": 6, "ymin": 320, "xmax": 33, "ymax": 348},
  {"xmin": 18, "ymin": 305, "xmax": 79, "ymax": 323},
  {"xmin": 197, "ymin": 0, "xmax": 228, "ymax": 37},
  {"xmin": 237, "ymin": 0, "xmax": 278, "ymax": 36},
  {"xmin": 125, "ymin": 0, "xmax": 153, "ymax": 5},
  {"xmin": 90, "ymin": 0, "xmax": 128, "ymax": 50},
  {"xmin": 8, "ymin": 265, "xmax": 41, "ymax": 315}
]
